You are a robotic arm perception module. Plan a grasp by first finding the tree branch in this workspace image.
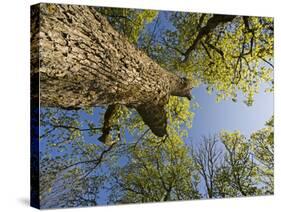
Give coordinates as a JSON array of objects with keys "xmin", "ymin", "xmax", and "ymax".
[
  {"xmin": 182, "ymin": 14, "xmax": 236, "ymax": 62},
  {"xmin": 61, "ymin": 142, "xmax": 116, "ymax": 171}
]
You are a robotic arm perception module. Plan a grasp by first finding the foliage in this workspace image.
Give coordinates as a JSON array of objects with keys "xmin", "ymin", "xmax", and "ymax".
[
  {"xmin": 218, "ymin": 131, "xmax": 260, "ymax": 196},
  {"xmin": 148, "ymin": 13, "xmax": 273, "ymax": 105},
  {"xmin": 110, "ymin": 135, "xmax": 200, "ymax": 203},
  {"xmin": 250, "ymin": 116, "xmax": 274, "ymax": 193},
  {"xmin": 96, "ymin": 7, "xmax": 158, "ymax": 45}
]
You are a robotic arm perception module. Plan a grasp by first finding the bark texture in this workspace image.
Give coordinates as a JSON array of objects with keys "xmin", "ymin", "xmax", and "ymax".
[{"xmin": 31, "ymin": 3, "xmax": 192, "ymax": 137}]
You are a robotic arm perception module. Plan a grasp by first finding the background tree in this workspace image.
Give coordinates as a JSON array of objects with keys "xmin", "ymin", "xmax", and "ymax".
[
  {"xmin": 191, "ymin": 117, "xmax": 274, "ymax": 198},
  {"xmin": 191, "ymin": 135, "xmax": 223, "ymax": 198},
  {"xmin": 218, "ymin": 131, "xmax": 260, "ymax": 196},
  {"xmin": 110, "ymin": 133, "xmax": 200, "ymax": 203},
  {"xmin": 250, "ymin": 116, "xmax": 274, "ymax": 194}
]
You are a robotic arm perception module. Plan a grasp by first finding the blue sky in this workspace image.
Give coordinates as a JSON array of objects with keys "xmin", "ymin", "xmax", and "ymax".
[{"xmin": 188, "ymin": 84, "xmax": 273, "ymax": 143}]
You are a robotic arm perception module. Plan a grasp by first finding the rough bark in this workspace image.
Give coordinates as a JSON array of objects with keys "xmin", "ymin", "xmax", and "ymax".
[{"xmin": 31, "ymin": 3, "xmax": 192, "ymax": 137}]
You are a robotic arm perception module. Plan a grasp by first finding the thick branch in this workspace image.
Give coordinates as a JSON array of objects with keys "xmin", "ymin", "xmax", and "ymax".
[
  {"xmin": 182, "ymin": 14, "xmax": 236, "ymax": 62},
  {"xmin": 98, "ymin": 104, "xmax": 121, "ymax": 145}
]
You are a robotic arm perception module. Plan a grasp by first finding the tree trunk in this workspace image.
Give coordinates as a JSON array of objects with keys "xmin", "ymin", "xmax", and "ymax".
[
  {"xmin": 31, "ymin": 3, "xmax": 192, "ymax": 109},
  {"xmin": 31, "ymin": 3, "xmax": 192, "ymax": 137}
]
